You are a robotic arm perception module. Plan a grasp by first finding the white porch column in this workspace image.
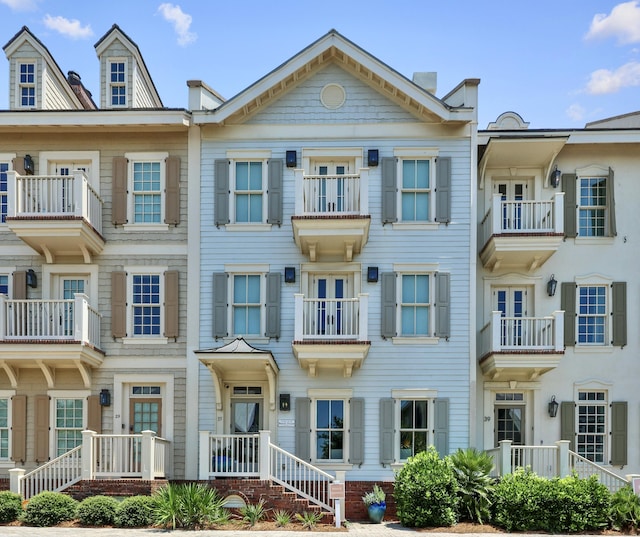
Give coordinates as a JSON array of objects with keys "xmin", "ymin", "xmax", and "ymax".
[
  {"xmin": 73, "ymin": 170, "xmax": 84, "ymax": 218},
  {"xmin": 553, "ymin": 192, "xmax": 564, "ymax": 234},
  {"xmin": 0, "ymin": 295, "xmax": 6, "ymax": 340},
  {"xmin": 553, "ymin": 310, "xmax": 564, "ymax": 352},
  {"xmin": 359, "ymin": 168, "xmax": 369, "ymax": 215},
  {"xmin": 498, "ymin": 439, "xmax": 512, "ymax": 476},
  {"xmin": 556, "ymin": 440, "xmax": 570, "ymax": 477},
  {"xmin": 74, "ymin": 293, "xmax": 89, "ymax": 343},
  {"xmin": 491, "ymin": 311, "xmax": 502, "ymax": 352},
  {"xmin": 141, "ymin": 430, "xmax": 155, "ymax": 480},
  {"xmin": 9, "ymin": 468, "xmax": 24, "ymax": 496},
  {"xmin": 358, "ymin": 293, "xmax": 368, "ymax": 341},
  {"xmin": 81, "ymin": 429, "xmax": 96, "ymax": 480},
  {"xmin": 294, "ymin": 169, "xmax": 304, "ymax": 215},
  {"xmin": 294, "ymin": 294, "xmax": 304, "ymax": 340},
  {"xmin": 6, "ymin": 170, "xmax": 17, "ymax": 217},
  {"xmin": 198, "ymin": 431, "xmax": 211, "ymax": 480},
  {"xmin": 491, "ymin": 194, "xmax": 502, "ymax": 234},
  {"xmin": 259, "ymin": 430, "xmax": 271, "ymax": 481},
  {"xmin": 333, "ymin": 470, "xmax": 346, "ymax": 529}
]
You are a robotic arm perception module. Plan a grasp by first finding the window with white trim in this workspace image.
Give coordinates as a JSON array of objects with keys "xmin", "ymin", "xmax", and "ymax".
[
  {"xmin": 313, "ymin": 398, "xmax": 345, "ymax": 461},
  {"xmin": 577, "ymin": 285, "xmax": 607, "ymax": 345},
  {"xmin": 577, "ymin": 391, "xmax": 606, "ymax": 463},
  {"xmin": 19, "ymin": 62, "xmax": 35, "ymax": 108},
  {"xmin": 231, "ymin": 160, "xmax": 266, "ymax": 223},
  {"xmin": 126, "ymin": 153, "xmax": 166, "ymax": 225},
  {"xmin": 399, "ymin": 158, "xmax": 434, "ymax": 222},
  {"xmin": 231, "ymin": 274, "xmax": 262, "ymax": 336},
  {"xmin": 109, "ymin": 59, "xmax": 126, "ymax": 107},
  {"xmin": 0, "ymin": 274, "xmax": 7, "ymax": 296},
  {"xmin": 124, "ymin": 267, "xmax": 167, "ymax": 341},
  {"xmin": 579, "ymin": 176, "xmax": 608, "ymax": 237},
  {"xmin": 399, "ymin": 399, "xmax": 430, "ymax": 459},
  {"xmin": 0, "ymin": 398, "xmax": 9, "ymax": 459},
  {"xmin": 399, "ymin": 273, "xmax": 432, "ymax": 336},
  {"xmin": 54, "ymin": 398, "xmax": 84, "ymax": 457}
]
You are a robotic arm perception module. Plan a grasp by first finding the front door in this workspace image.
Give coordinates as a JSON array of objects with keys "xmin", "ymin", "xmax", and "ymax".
[
  {"xmin": 130, "ymin": 398, "xmax": 162, "ymax": 436},
  {"xmin": 230, "ymin": 387, "xmax": 262, "ymax": 469},
  {"xmin": 494, "ymin": 406, "xmax": 525, "ymax": 446},
  {"xmin": 494, "ymin": 287, "xmax": 527, "ymax": 347},
  {"xmin": 495, "ymin": 181, "xmax": 527, "ymax": 231},
  {"xmin": 314, "ymin": 275, "xmax": 350, "ymax": 336}
]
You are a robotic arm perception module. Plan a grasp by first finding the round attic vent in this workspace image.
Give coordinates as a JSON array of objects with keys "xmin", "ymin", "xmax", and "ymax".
[{"xmin": 320, "ymin": 83, "xmax": 346, "ymax": 109}]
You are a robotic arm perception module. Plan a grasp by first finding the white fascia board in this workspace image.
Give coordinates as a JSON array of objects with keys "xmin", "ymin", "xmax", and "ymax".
[
  {"xmin": 566, "ymin": 130, "xmax": 640, "ymax": 144},
  {"xmin": 0, "ymin": 110, "xmax": 191, "ymax": 127}
]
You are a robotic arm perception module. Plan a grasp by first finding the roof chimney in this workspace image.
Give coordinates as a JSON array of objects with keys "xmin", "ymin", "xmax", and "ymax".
[
  {"xmin": 412, "ymin": 72, "xmax": 437, "ymax": 95},
  {"xmin": 67, "ymin": 71, "xmax": 97, "ymax": 110}
]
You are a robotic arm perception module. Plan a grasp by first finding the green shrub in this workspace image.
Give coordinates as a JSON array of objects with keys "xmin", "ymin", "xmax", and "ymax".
[
  {"xmin": 493, "ymin": 469, "xmax": 610, "ymax": 532},
  {"xmin": 610, "ymin": 485, "xmax": 640, "ymax": 532},
  {"xmin": 152, "ymin": 482, "xmax": 226, "ymax": 530},
  {"xmin": 0, "ymin": 491, "xmax": 23, "ymax": 524},
  {"xmin": 394, "ymin": 446, "xmax": 458, "ymax": 527},
  {"xmin": 295, "ymin": 510, "xmax": 323, "ymax": 529},
  {"xmin": 115, "ymin": 495, "xmax": 155, "ymax": 528},
  {"xmin": 449, "ymin": 448, "xmax": 495, "ymax": 524},
  {"xmin": 22, "ymin": 491, "xmax": 78, "ymax": 527},
  {"xmin": 76, "ymin": 495, "xmax": 118, "ymax": 526}
]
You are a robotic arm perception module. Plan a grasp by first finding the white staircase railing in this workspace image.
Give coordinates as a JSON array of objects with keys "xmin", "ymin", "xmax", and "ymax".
[{"xmin": 569, "ymin": 451, "xmax": 629, "ymax": 492}]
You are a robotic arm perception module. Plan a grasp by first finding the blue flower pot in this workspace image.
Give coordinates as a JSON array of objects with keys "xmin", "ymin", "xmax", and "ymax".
[{"xmin": 367, "ymin": 501, "xmax": 386, "ymax": 523}]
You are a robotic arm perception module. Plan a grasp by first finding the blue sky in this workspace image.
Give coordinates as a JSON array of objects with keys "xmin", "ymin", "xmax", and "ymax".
[{"xmin": 0, "ymin": 0, "xmax": 638, "ymax": 129}]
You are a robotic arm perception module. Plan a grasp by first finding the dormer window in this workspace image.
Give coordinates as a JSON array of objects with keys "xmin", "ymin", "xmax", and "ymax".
[
  {"xmin": 19, "ymin": 62, "xmax": 35, "ymax": 108},
  {"xmin": 109, "ymin": 60, "xmax": 127, "ymax": 107}
]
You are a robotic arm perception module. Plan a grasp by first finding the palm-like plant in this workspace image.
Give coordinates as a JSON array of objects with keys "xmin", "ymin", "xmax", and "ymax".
[
  {"xmin": 449, "ymin": 448, "xmax": 495, "ymax": 524},
  {"xmin": 153, "ymin": 482, "xmax": 226, "ymax": 530}
]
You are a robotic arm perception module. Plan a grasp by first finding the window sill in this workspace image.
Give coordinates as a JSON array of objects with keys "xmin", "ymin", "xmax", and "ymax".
[
  {"xmin": 313, "ymin": 462, "xmax": 354, "ymax": 471},
  {"xmin": 575, "ymin": 237, "xmax": 615, "ymax": 246},
  {"xmin": 392, "ymin": 336, "xmax": 439, "ymax": 345},
  {"xmin": 391, "ymin": 222, "xmax": 439, "ymax": 231},
  {"xmin": 122, "ymin": 224, "xmax": 170, "ymax": 232},
  {"xmin": 221, "ymin": 336, "xmax": 270, "ymax": 345},
  {"xmin": 122, "ymin": 337, "xmax": 169, "ymax": 345},
  {"xmin": 225, "ymin": 224, "xmax": 273, "ymax": 232},
  {"xmin": 573, "ymin": 345, "xmax": 614, "ymax": 354}
]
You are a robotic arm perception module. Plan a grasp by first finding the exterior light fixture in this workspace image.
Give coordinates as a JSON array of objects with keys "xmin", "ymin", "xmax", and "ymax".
[
  {"xmin": 367, "ymin": 149, "xmax": 379, "ymax": 167},
  {"xmin": 547, "ymin": 274, "xmax": 557, "ymax": 297},
  {"xmin": 100, "ymin": 389, "xmax": 111, "ymax": 407},
  {"xmin": 279, "ymin": 393, "xmax": 290, "ymax": 411},
  {"xmin": 367, "ymin": 266, "xmax": 379, "ymax": 283},
  {"xmin": 286, "ymin": 150, "xmax": 297, "ymax": 168},
  {"xmin": 23, "ymin": 154, "xmax": 34, "ymax": 175},
  {"xmin": 548, "ymin": 395, "xmax": 559, "ymax": 418},
  {"xmin": 550, "ymin": 165, "xmax": 561, "ymax": 188},
  {"xmin": 26, "ymin": 269, "xmax": 37, "ymax": 289},
  {"xmin": 284, "ymin": 267, "xmax": 296, "ymax": 283}
]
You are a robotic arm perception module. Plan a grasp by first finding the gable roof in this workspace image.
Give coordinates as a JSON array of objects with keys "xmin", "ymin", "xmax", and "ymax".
[
  {"xmin": 94, "ymin": 24, "xmax": 163, "ymax": 108},
  {"xmin": 199, "ymin": 29, "xmax": 476, "ymax": 125},
  {"xmin": 3, "ymin": 26, "xmax": 85, "ymax": 110}
]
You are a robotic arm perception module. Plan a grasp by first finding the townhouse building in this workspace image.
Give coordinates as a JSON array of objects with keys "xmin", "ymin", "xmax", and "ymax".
[
  {"xmin": 0, "ymin": 25, "xmax": 189, "ymax": 480},
  {"xmin": 476, "ymin": 111, "xmax": 640, "ymax": 478},
  {"xmin": 187, "ymin": 30, "xmax": 478, "ymax": 490}
]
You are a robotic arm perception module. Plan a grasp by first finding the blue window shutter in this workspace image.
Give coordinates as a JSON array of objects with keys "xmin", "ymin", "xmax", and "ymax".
[
  {"xmin": 381, "ymin": 157, "xmax": 397, "ymax": 224},
  {"xmin": 560, "ymin": 282, "xmax": 576, "ymax": 346},
  {"xmin": 295, "ymin": 398, "xmax": 311, "ymax": 462},
  {"xmin": 265, "ymin": 272, "xmax": 281, "ymax": 338},
  {"xmin": 612, "ymin": 282, "xmax": 627, "ymax": 347},
  {"xmin": 607, "ymin": 167, "xmax": 616, "ymax": 237},
  {"xmin": 212, "ymin": 272, "xmax": 228, "ymax": 338},
  {"xmin": 214, "ymin": 159, "xmax": 229, "ymax": 227},
  {"xmin": 435, "ymin": 157, "xmax": 451, "ymax": 223},
  {"xmin": 381, "ymin": 272, "xmax": 396, "ymax": 338},
  {"xmin": 433, "ymin": 398, "xmax": 449, "ymax": 456},
  {"xmin": 349, "ymin": 397, "xmax": 365, "ymax": 465},
  {"xmin": 563, "ymin": 173, "xmax": 577, "ymax": 238},
  {"xmin": 267, "ymin": 159, "xmax": 283, "ymax": 226},
  {"xmin": 560, "ymin": 401, "xmax": 575, "ymax": 451},
  {"xmin": 610, "ymin": 401, "xmax": 627, "ymax": 466},
  {"xmin": 380, "ymin": 398, "xmax": 395, "ymax": 464},
  {"xmin": 434, "ymin": 272, "xmax": 450, "ymax": 338}
]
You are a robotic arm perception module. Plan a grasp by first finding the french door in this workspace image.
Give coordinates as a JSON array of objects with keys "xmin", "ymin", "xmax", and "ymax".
[
  {"xmin": 496, "ymin": 181, "xmax": 527, "ymax": 231},
  {"xmin": 494, "ymin": 287, "xmax": 527, "ymax": 347},
  {"xmin": 57, "ymin": 276, "xmax": 87, "ymax": 336},
  {"xmin": 315, "ymin": 162, "xmax": 349, "ymax": 213},
  {"xmin": 314, "ymin": 275, "xmax": 351, "ymax": 336}
]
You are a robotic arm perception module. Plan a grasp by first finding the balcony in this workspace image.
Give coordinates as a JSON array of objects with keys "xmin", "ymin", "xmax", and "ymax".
[
  {"xmin": 291, "ymin": 169, "xmax": 371, "ymax": 261},
  {"xmin": 479, "ymin": 193, "xmax": 564, "ymax": 271},
  {"xmin": 6, "ymin": 171, "xmax": 104, "ymax": 263},
  {"xmin": 478, "ymin": 310, "xmax": 564, "ymax": 380},
  {"xmin": 0, "ymin": 294, "xmax": 103, "ymax": 386},
  {"xmin": 292, "ymin": 293, "xmax": 370, "ymax": 377}
]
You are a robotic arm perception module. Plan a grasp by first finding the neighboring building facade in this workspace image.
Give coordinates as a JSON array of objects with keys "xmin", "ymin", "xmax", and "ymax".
[
  {"xmin": 0, "ymin": 26, "xmax": 189, "ymax": 478},
  {"xmin": 187, "ymin": 30, "xmax": 478, "ymax": 481},
  {"xmin": 476, "ymin": 111, "xmax": 640, "ymax": 477}
]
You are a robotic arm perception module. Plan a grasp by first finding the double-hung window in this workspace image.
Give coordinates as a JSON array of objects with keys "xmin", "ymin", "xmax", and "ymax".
[
  {"xmin": 400, "ymin": 274, "xmax": 431, "ymax": 336},
  {"xmin": 233, "ymin": 161, "xmax": 265, "ymax": 223},
  {"xmin": 577, "ymin": 285, "xmax": 607, "ymax": 345},
  {"xmin": 126, "ymin": 153, "xmax": 167, "ymax": 226},
  {"xmin": 579, "ymin": 177, "xmax": 607, "ymax": 237},
  {"xmin": 132, "ymin": 273, "xmax": 161, "ymax": 336},
  {"xmin": 0, "ymin": 274, "xmax": 7, "ymax": 296},
  {"xmin": 577, "ymin": 391, "xmax": 607, "ymax": 463},
  {"xmin": 399, "ymin": 399, "xmax": 429, "ymax": 459},
  {"xmin": 19, "ymin": 62, "xmax": 35, "ymax": 108},
  {"xmin": 315, "ymin": 398, "xmax": 345, "ymax": 461},
  {"xmin": 401, "ymin": 159, "xmax": 431, "ymax": 222},
  {"xmin": 54, "ymin": 397, "xmax": 84, "ymax": 457},
  {"xmin": 0, "ymin": 161, "xmax": 8, "ymax": 223},
  {"xmin": 232, "ymin": 274, "xmax": 262, "ymax": 336},
  {"xmin": 565, "ymin": 166, "xmax": 615, "ymax": 239},
  {"xmin": 0, "ymin": 397, "xmax": 9, "ymax": 459},
  {"xmin": 109, "ymin": 59, "xmax": 126, "ymax": 107}
]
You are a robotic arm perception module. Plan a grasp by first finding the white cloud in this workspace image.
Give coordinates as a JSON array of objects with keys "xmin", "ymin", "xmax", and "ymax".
[
  {"xmin": 157, "ymin": 3, "xmax": 197, "ymax": 46},
  {"xmin": 43, "ymin": 15, "xmax": 93, "ymax": 39},
  {"xmin": 585, "ymin": 61, "xmax": 640, "ymax": 94},
  {"xmin": 0, "ymin": 0, "xmax": 40, "ymax": 11},
  {"xmin": 586, "ymin": 1, "xmax": 640, "ymax": 44},
  {"xmin": 566, "ymin": 104, "xmax": 586, "ymax": 122}
]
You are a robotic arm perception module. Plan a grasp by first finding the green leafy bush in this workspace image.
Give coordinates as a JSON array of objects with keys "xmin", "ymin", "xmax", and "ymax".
[
  {"xmin": 0, "ymin": 491, "xmax": 23, "ymax": 524},
  {"xmin": 76, "ymin": 495, "xmax": 118, "ymax": 526},
  {"xmin": 394, "ymin": 446, "xmax": 458, "ymax": 527},
  {"xmin": 115, "ymin": 495, "xmax": 155, "ymax": 528},
  {"xmin": 152, "ymin": 482, "xmax": 227, "ymax": 530},
  {"xmin": 22, "ymin": 491, "xmax": 78, "ymax": 527},
  {"xmin": 449, "ymin": 448, "xmax": 495, "ymax": 524},
  {"xmin": 610, "ymin": 485, "xmax": 640, "ymax": 532},
  {"xmin": 493, "ymin": 469, "xmax": 610, "ymax": 532}
]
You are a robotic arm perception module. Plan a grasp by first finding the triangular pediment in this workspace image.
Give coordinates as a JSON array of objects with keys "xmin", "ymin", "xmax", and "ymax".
[{"xmin": 201, "ymin": 30, "xmax": 474, "ymax": 126}]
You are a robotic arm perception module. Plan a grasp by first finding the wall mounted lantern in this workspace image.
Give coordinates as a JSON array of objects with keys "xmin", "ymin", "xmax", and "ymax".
[
  {"xmin": 279, "ymin": 393, "xmax": 290, "ymax": 412},
  {"xmin": 23, "ymin": 154, "xmax": 34, "ymax": 175},
  {"xmin": 550, "ymin": 165, "xmax": 561, "ymax": 188},
  {"xmin": 100, "ymin": 389, "xmax": 111, "ymax": 407},
  {"xmin": 548, "ymin": 395, "xmax": 559, "ymax": 418},
  {"xmin": 367, "ymin": 266, "xmax": 379, "ymax": 283},
  {"xmin": 547, "ymin": 274, "xmax": 557, "ymax": 297},
  {"xmin": 367, "ymin": 149, "xmax": 379, "ymax": 167},
  {"xmin": 26, "ymin": 269, "xmax": 37, "ymax": 289},
  {"xmin": 286, "ymin": 150, "xmax": 297, "ymax": 168},
  {"xmin": 284, "ymin": 267, "xmax": 296, "ymax": 283}
]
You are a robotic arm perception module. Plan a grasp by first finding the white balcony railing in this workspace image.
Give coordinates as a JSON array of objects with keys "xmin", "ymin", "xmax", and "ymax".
[
  {"xmin": 293, "ymin": 294, "xmax": 368, "ymax": 341},
  {"xmin": 479, "ymin": 193, "xmax": 564, "ymax": 248},
  {"xmin": 7, "ymin": 170, "xmax": 103, "ymax": 235},
  {"xmin": 479, "ymin": 310, "xmax": 564, "ymax": 357},
  {"xmin": 0, "ymin": 293, "xmax": 101, "ymax": 348},
  {"xmin": 294, "ymin": 169, "xmax": 369, "ymax": 216}
]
